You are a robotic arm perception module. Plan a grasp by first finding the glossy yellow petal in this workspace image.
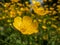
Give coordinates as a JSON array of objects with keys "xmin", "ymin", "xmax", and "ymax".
[
  {"xmin": 27, "ymin": 25, "xmax": 38, "ymax": 34},
  {"xmin": 11, "ymin": 0, "xmax": 19, "ymax": 2},
  {"xmin": 23, "ymin": 16, "xmax": 32, "ymax": 26},
  {"xmin": 13, "ymin": 17, "xmax": 22, "ymax": 30}
]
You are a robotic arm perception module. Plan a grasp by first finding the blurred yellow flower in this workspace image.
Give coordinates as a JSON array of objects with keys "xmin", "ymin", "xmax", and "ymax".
[
  {"xmin": 57, "ymin": 5, "xmax": 60, "ymax": 13},
  {"xmin": 38, "ymin": 19, "xmax": 42, "ymax": 23},
  {"xmin": 53, "ymin": 3, "xmax": 56, "ymax": 7},
  {"xmin": 52, "ymin": 11, "xmax": 57, "ymax": 15},
  {"xmin": 13, "ymin": 16, "xmax": 39, "ymax": 35},
  {"xmin": 25, "ymin": 7, "xmax": 29, "ymax": 11},
  {"xmin": 17, "ymin": 11, "xmax": 22, "ymax": 16},
  {"xmin": 57, "ymin": 27, "xmax": 60, "ymax": 31},
  {"xmin": 43, "ymin": 0, "xmax": 47, "ymax": 2},
  {"xmin": 4, "ymin": 10, "xmax": 8, "ymax": 13},
  {"xmin": 51, "ymin": 24, "xmax": 57, "ymax": 28},
  {"xmin": 32, "ymin": 0, "xmax": 41, "ymax": 7},
  {"xmin": 10, "ymin": 10, "xmax": 16, "ymax": 17},
  {"xmin": 42, "ymin": 25, "xmax": 47, "ymax": 30},
  {"xmin": 4, "ymin": 3, "xmax": 10, "ymax": 7},
  {"xmin": 49, "ymin": 7, "xmax": 54, "ymax": 11},
  {"xmin": 33, "ymin": 7, "xmax": 49, "ymax": 16},
  {"xmin": 44, "ymin": 5, "xmax": 48, "ymax": 8},
  {"xmin": 11, "ymin": 0, "xmax": 19, "ymax": 2},
  {"xmin": 43, "ymin": 19, "xmax": 46, "ymax": 24},
  {"xmin": 17, "ymin": 3, "xmax": 23, "ymax": 7},
  {"xmin": 2, "ymin": 16, "xmax": 6, "ymax": 19},
  {"xmin": 20, "ymin": 8, "xmax": 25, "ymax": 11},
  {"xmin": 25, "ymin": 1, "xmax": 29, "ymax": 5},
  {"xmin": 43, "ymin": 34, "xmax": 48, "ymax": 40},
  {"xmin": 57, "ymin": 5, "xmax": 60, "ymax": 8},
  {"xmin": 57, "ymin": 27, "xmax": 60, "ymax": 34}
]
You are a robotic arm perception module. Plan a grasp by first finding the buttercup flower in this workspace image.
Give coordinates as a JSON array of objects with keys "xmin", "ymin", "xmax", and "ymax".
[
  {"xmin": 4, "ymin": 3, "xmax": 10, "ymax": 7},
  {"xmin": 11, "ymin": 0, "xmax": 19, "ymax": 2},
  {"xmin": 13, "ymin": 16, "xmax": 38, "ymax": 35},
  {"xmin": 10, "ymin": 10, "xmax": 16, "ymax": 17},
  {"xmin": 33, "ymin": 7, "xmax": 49, "ymax": 16}
]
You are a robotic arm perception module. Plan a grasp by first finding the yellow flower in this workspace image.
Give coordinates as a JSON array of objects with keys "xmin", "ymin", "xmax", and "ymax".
[
  {"xmin": 51, "ymin": 24, "xmax": 57, "ymax": 28},
  {"xmin": 13, "ymin": 16, "xmax": 38, "ymax": 35},
  {"xmin": 25, "ymin": 1, "xmax": 29, "ymax": 5},
  {"xmin": 57, "ymin": 5, "xmax": 60, "ymax": 12},
  {"xmin": 25, "ymin": 7, "xmax": 29, "ymax": 11},
  {"xmin": 33, "ymin": 1, "xmax": 41, "ymax": 6},
  {"xmin": 11, "ymin": 0, "xmax": 19, "ymax": 2},
  {"xmin": 43, "ymin": 0, "xmax": 47, "ymax": 2},
  {"xmin": 33, "ymin": 7, "xmax": 49, "ymax": 16},
  {"xmin": 44, "ymin": 5, "xmax": 48, "ymax": 8},
  {"xmin": 57, "ymin": 27, "xmax": 60, "ymax": 31},
  {"xmin": 57, "ymin": 27, "xmax": 60, "ymax": 34},
  {"xmin": 57, "ymin": 5, "xmax": 60, "ymax": 8},
  {"xmin": 7, "ymin": 19, "xmax": 11, "ymax": 23},
  {"xmin": 17, "ymin": 11, "xmax": 22, "ymax": 16},
  {"xmin": 4, "ymin": 3, "xmax": 10, "ymax": 7},
  {"xmin": 53, "ymin": 3, "xmax": 56, "ymax": 7},
  {"xmin": 38, "ymin": 19, "xmax": 42, "ymax": 23},
  {"xmin": 10, "ymin": 10, "xmax": 16, "ymax": 17},
  {"xmin": 4, "ymin": 10, "xmax": 8, "ymax": 13},
  {"xmin": 17, "ymin": 3, "xmax": 23, "ymax": 7},
  {"xmin": 2, "ymin": 16, "xmax": 6, "ymax": 19},
  {"xmin": 20, "ymin": 8, "xmax": 25, "ymax": 11},
  {"xmin": 42, "ymin": 25, "xmax": 47, "ymax": 30},
  {"xmin": 49, "ymin": 7, "xmax": 54, "ymax": 11},
  {"xmin": 43, "ymin": 19, "xmax": 46, "ymax": 24},
  {"xmin": 52, "ymin": 11, "xmax": 57, "ymax": 15},
  {"xmin": 43, "ymin": 34, "xmax": 48, "ymax": 40}
]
